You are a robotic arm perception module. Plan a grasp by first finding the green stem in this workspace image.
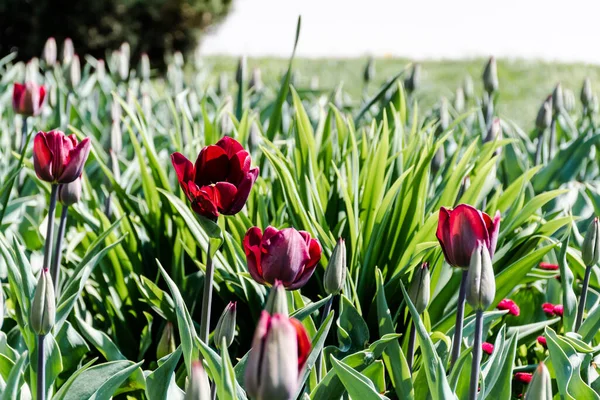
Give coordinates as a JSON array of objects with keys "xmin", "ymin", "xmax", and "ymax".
[
  {"xmin": 20, "ymin": 117, "xmax": 28, "ymax": 154},
  {"xmin": 407, "ymin": 320, "xmax": 416, "ymax": 372},
  {"xmin": 37, "ymin": 334, "xmax": 46, "ymax": 400},
  {"xmin": 469, "ymin": 310, "xmax": 484, "ymax": 400},
  {"xmin": 575, "ymin": 264, "xmax": 593, "ymax": 331},
  {"xmin": 50, "ymin": 205, "xmax": 68, "ymax": 295},
  {"xmin": 548, "ymin": 116, "xmax": 557, "ymax": 161},
  {"xmin": 200, "ymin": 242, "xmax": 214, "ymax": 343},
  {"xmin": 43, "ymin": 185, "xmax": 59, "ymax": 272},
  {"xmin": 315, "ymin": 295, "xmax": 334, "ymax": 379},
  {"xmin": 450, "ymin": 270, "xmax": 468, "ymax": 371},
  {"xmin": 534, "ymin": 128, "xmax": 544, "ymax": 165}
]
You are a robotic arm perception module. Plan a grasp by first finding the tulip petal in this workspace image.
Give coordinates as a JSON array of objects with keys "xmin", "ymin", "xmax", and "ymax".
[
  {"xmin": 188, "ymin": 184, "xmax": 219, "ymax": 220},
  {"xmin": 228, "ymin": 150, "xmax": 251, "ymax": 184},
  {"xmin": 38, "ymin": 85, "xmax": 46, "ymax": 109},
  {"xmin": 261, "ymin": 228, "xmax": 310, "ymax": 286},
  {"xmin": 488, "ymin": 211, "xmax": 501, "ymax": 258},
  {"xmin": 171, "ymin": 152, "xmax": 195, "ymax": 184},
  {"xmin": 287, "ymin": 234, "xmax": 321, "ymax": 290},
  {"xmin": 436, "ymin": 207, "xmax": 455, "ymax": 265},
  {"xmin": 244, "ymin": 227, "xmax": 266, "ymax": 284},
  {"xmin": 33, "ymin": 132, "xmax": 54, "ymax": 182},
  {"xmin": 245, "ymin": 311, "xmax": 271, "ymax": 397},
  {"xmin": 216, "ymin": 136, "xmax": 244, "ymax": 158},
  {"xmin": 448, "ymin": 204, "xmax": 490, "ymax": 267},
  {"xmin": 195, "ymin": 145, "xmax": 229, "ymax": 186},
  {"xmin": 289, "ymin": 317, "xmax": 311, "ymax": 371},
  {"xmin": 12, "ymin": 83, "xmax": 25, "ymax": 113},
  {"xmin": 213, "ymin": 181, "xmax": 237, "ymax": 212},
  {"xmin": 226, "ymin": 167, "xmax": 259, "ymax": 215},
  {"xmin": 58, "ymin": 137, "xmax": 91, "ymax": 183}
]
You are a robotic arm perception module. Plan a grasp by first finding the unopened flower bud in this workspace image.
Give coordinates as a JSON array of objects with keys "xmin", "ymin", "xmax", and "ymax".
[
  {"xmin": 59, "ymin": 178, "xmax": 82, "ymax": 206},
  {"xmin": 524, "ymin": 362, "xmax": 552, "ymax": 400},
  {"xmin": 466, "ymin": 245, "xmax": 496, "ymax": 310},
  {"xmin": 156, "ymin": 322, "xmax": 176, "ymax": 359},
  {"xmin": 214, "ymin": 302, "xmax": 237, "ymax": 349},
  {"xmin": 236, "ymin": 56, "xmax": 247, "ymax": 88},
  {"xmin": 30, "ymin": 269, "xmax": 55, "ymax": 335},
  {"xmin": 408, "ymin": 262, "xmax": 430, "ymax": 314},
  {"xmin": 249, "ymin": 68, "xmax": 264, "ymax": 92},
  {"xmin": 363, "ymin": 57, "xmax": 375, "ymax": 84},
  {"xmin": 185, "ymin": 361, "xmax": 211, "ymax": 400},
  {"xmin": 582, "ymin": 217, "xmax": 600, "ymax": 266},
  {"xmin": 140, "ymin": 53, "xmax": 151, "ymax": 81},
  {"xmin": 563, "ymin": 88, "xmax": 575, "ymax": 113},
  {"xmin": 535, "ymin": 96, "xmax": 552, "ymax": 130},
  {"xmin": 69, "ymin": 55, "xmax": 81, "ymax": 89},
  {"xmin": 265, "ymin": 281, "xmax": 288, "ymax": 316},
  {"xmin": 119, "ymin": 42, "xmax": 130, "ymax": 81},
  {"xmin": 552, "ymin": 83, "xmax": 563, "ymax": 114},
  {"xmin": 324, "ymin": 238, "xmax": 347, "ymax": 295},
  {"xmin": 174, "ymin": 51, "xmax": 184, "ymax": 68},
  {"xmin": 63, "ymin": 38, "xmax": 74, "ymax": 65},
  {"xmin": 482, "ymin": 92, "xmax": 492, "ymax": 119},
  {"xmin": 581, "ymin": 78, "xmax": 593, "ymax": 108},
  {"xmin": 485, "ymin": 118, "xmax": 502, "ymax": 144},
  {"xmin": 482, "ymin": 56, "xmax": 498, "ymax": 94},
  {"xmin": 454, "ymin": 87, "xmax": 465, "ymax": 113},
  {"xmin": 463, "ymin": 75, "xmax": 474, "ymax": 101},
  {"xmin": 404, "ymin": 63, "xmax": 421, "ymax": 94},
  {"xmin": 43, "ymin": 37, "xmax": 57, "ymax": 66},
  {"xmin": 96, "ymin": 59, "xmax": 106, "ymax": 82}
]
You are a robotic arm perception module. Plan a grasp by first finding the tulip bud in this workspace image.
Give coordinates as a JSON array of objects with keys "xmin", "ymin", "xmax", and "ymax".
[
  {"xmin": 249, "ymin": 68, "xmax": 264, "ymax": 92},
  {"xmin": 482, "ymin": 56, "xmax": 498, "ymax": 94},
  {"xmin": 454, "ymin": 87, "xmax": 465, "ymax": 113},
  {"xmin": 485, "ymin": 118, "xmax": 502, "ymax": 144},
  {"xmin": 404, "ymin": 63, "xmax": 421, "ymax": 94},
  {"xmin": 174, "ymin": 51, "xmax": 185, "ymax": 68},
  {"xmin": 30, "ymin": 269, "xmax": 55, "ymax": 335},
  {"xmin": 363, "ymin": 57, "xmax": 375, "ymax": 84},
  {"xmin": 265, "ymin": 281, "xmax": 288, "ymax": 316},
  {"xmin": 581, "ymin": 78, "xmax": 593, "ymax": 108},
  {"xmin": 156, "ymin": 322, "xmax": 176, "ymax": 359},
  {"xmin": 43, "ymin": 37, "xmax": 57, "ymax": 66},
  {"xmin": 482, "ymin": 92, "xmax": 492, "ymax": 120},
  {"xmin": 324, "ymin": 238, "xmax": 347, "ymax": 295},
  {"xmin": 535, "ymin": 96, "xmax": 552, "ymax": 130},
  {"xmin": 552, "ymin": 83, "xmax": 563, "ymax": 114},
  {"xmin": 214, "ymin": 302, "xmax": 237, "ymax": 349},
  {"xmin": 63, "ymin": 38, "xmax": 74, "ymax": 65},
  {"xmin": 564, "ymin": 88, "xmax": 575, "ymax": 113},
  {"xmin": 118, "ymin": 43, "xmax": 130, "ymax": 81},
  {"xmin": 582, "ymin": 217, "xmax": 600, "ymax": 266},
  {"xmin": 408, "ymin": 262, "xmax": 430, "ymax": 314},
  {"xmin": 141, "ymin": 53, "xmax": 151, "ymax": 81},
  {"xmin": 236, "ymin": 56, "xmax": 247, "ymax": 88},
  {"xmin": 96, "ymin": 59, "xmax": 106, "ymax": 82},
  {"xmin": 58, "ymin": 178, "xmax": 82, "ymax": 206},
  {"xmin": 69, "ymin": 55, "xmax": 81, "ymax": 88},
  {"xmin": 463, "ymin": 75, "xmax": 474, "ymax": 101},
  {"xmin": 185, "ymin": 361, "xmax": 211, "ymax": 400},
  {"xmin": 142, "ymin": 92, "xmax": 152, "ymax": 118},
  {"xmin": 524, "ymin": 362, "xmax": 552, "ymax": 400},
  {"xmin": 466, "ymin": 245, "xmax": 496, "ymax": 310}
]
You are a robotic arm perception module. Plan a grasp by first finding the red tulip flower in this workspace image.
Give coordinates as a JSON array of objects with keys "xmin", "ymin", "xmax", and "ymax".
[
  {"xmin": 514, "ymin": 372, "xmax": 533, "ymax": 384},
  {"xmin": 482, "ymin": 342, "xmax": 494, "ymax": 355},
  {"xmin": 245, "ymin": 311, "xmax": 310, "ymax": 399},
  {"xmin": 171, "ymin": 137, "xmax": 258, "ymax": 220},
  {"xmin": 537, "ymin": 336, "xmax": 547, "ymax": 348},
  {"xmin": 436, "ymin": 204, "xmax": 501, "ymax": 268},
  {"xmin": 539, "ymin": 262, "xmax": 559, "ymax": 271},
  {"xmin": 33, "ymin": 130, "xmax": 91, "ymax": 184},
  {"xmin": 497, "ymin": 299, "xmax": 520, "ymax": 316},
  {"xmin": 542, "ymin": 302, "xmax": 564, "ymax": 317},
  {"xmin": 553, "ymin": 304, "xmax": 564, "ymax": 317},
  {"xmin": 13, "ymin": 82, "xmax": 46, "ymax": 116},
  {"xmin": 244, "ymin": 226, "xmax": 322, "ymax": 290}
]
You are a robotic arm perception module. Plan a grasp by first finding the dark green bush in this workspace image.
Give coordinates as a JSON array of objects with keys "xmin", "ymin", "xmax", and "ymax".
[{"xmin": 0, "ymin": 0, "xmax": 232, "ymax": 67}]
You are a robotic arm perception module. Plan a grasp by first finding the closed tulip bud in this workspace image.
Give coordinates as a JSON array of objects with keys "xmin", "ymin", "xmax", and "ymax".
[
  {"xmin": 249, "ymin": 68, "xmax": 264, "ymax": 92},
  {"xmin": 463, "ymin": 75, "xmax": 474, "ymax": 101},
  {"xmin": 454, "ymin": 87, "xmax": 465, "ymax": 113},
  {"xmin": 482, "ymin": 92, "xmax": 492, "ymax": 119},
  {"xmin": 524, "ymin": 362, "xmax": 552, "ymax": 400},
  {"xmin": 324, "ymin": 238, "xmax": 347, "ymax": 295},
  {"xmin": 185, "ymin": 361, "xmax": 211, "ymax": 400},
  {"xmin": 245, "ymin": 312, "xmax": 311, "ymax": 400},
  {"xmin": 363, "ymin": 57, "xmax": 375, "ymax": 84},
  {"xmin": 214, "ymin": 302, "xmax": 237, "ymax": 349},
  {"xmin": 485, "ymin": 118, "xmax": 502, "ymax": 144},
  {"xmin": 265, "ymin": 281, "xmax": 288, "ymax": 316},
  {"xmin": 13, "ymin": 82, "xmax": 46, "ymax": 117},
  {"xmin": 581, "ymin": 78, "xmax": 593, "ymax": 107},
  {"xmin": 33, "ymin": 130, "xmax": 91, "ymax": 184},
  {"xmin": 466, "ymin": 244, "xmax": 496, "ymax": 310},
  {"xmin": 408, "ymin": 262, "xmax": 430, "ymax": 314},
  {"xmin": 482, "ymin": 56, "xmax": 498, "ymax": 94},
  {"xmin": 404, "ymin": 63, "xmax": 421, "ymax": 94},
  {"xmin": 156, "ymin": 322, "xmax": 176, "ymax": 359},
  {"xmin": 30, "ymin": 269, "xmax": 55, "ymax": 335},
  {"xmin": 58, "ymin": 178, "xmax": 82, "ymax": 206},
  {"xmin": 96, "ymin": 59, "xmax": 106, "ymax": 82},
  {"xmin": 118, "ymin": 43, "xmax": 130, "ymax": 81},
  {"xmin": 174, "ymin": 51, "xmax": 184, "ymax": 68},
  {"xmin": 536, "ymin": 96, "xmax": 553, "ymax": 130},
  {"xmin": 63, "ymin": 38, "xmax": 74, "ymax": 65},
  {"xmin": 140, "ymin": 53, "xmax": 151, "ymax": 81},
  {"xmin": 582, "ymin": 217, "xmax": 600, "ymax": 266},
  {"xmin": 69, "ymin": 55, "xmax": 81, "ymax": 88},
  {"xmin": 142, "ymin": 92, "xmax": 152, "ymax": 117},
  {"xmin": 552, "ymin": 83, "xmax": 563, "ymax": 114},
  {"xmin": 43, "ymin": 37, "xmax": 57, "ymax": 66},
  {"xmin": 236, "ymin": 56, "xmax": 247, "ymax": 88},
  {"xmin": 564, "ymin": 88, "xmax": 575, "ymax": 113}
]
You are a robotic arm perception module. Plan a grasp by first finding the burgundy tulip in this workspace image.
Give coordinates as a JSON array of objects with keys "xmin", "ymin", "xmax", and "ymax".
[
  {"xmin": 497, "ymin": 298, "xmax": 520, "ymax": 316},
  {"xmin": 436, "ymin": 204, "xmax": 501, "ymax": 268},
  {"xmin": 33, "ymin": 130, "xmax": 91, "ymax": 184},
  {"xmin": 514, "ymin": 372, "xmax": 533, "ymax": 384},
  {"xmin": 482, "ymin": 342, "xmax": 494, "ymax": 355},
  {"xmin": 245, "ymin": 311, "xmax": 310, "ymax": 400},
  {"xmin": 244, "ymin": 226, "xmax": 322, "ymax": 290},
  {"xmin": 539, "ymin": 262, "xmax": 559, "ymax": 271},
  {"xmin": 13, "ymin": 82, "xmax": 46, "ymax": 116},
  {"xmin": 171, "ymin": 136, "xmax": 258, "ymax": 220},
  {"xmin": 537, "ymin": 336, "xmax": 547, "ymax": 348}
]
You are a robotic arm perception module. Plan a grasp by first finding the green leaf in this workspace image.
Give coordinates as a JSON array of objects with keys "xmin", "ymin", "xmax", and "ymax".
[
  {"xmin": 146, "ymin": 347, "xmax": 184, "ymax": 400},
  {"xmin": 3, "ymin": 351, "xmax": 27, "ymax": 400},
  {"xmin": 218, "ymin": 340, "xmax": 237, "ymax": 400},
  {"xmin": 558, "ymin": 230, "xmax": 578, "ymax": 332},
  {"xmin": 330, "ymin": 356, "xmax": 385, "ymax": 399},
  {"xmin": 289, "ymin": 295, "xmax": 332, "ymax": 321}
]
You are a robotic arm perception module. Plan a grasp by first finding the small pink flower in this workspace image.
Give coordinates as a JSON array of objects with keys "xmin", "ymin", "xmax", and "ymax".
[
  {"xmin": 497, "ymin": 299, "xmax": 520, "ymax": 316},
  {"xmin": 482, "ymin": 342, "xmax": 494, "ymax": 355},
  {"xmin": 539, "ymin": 262, "xmax": 559, "ymax": 271},
  {"xmin": 542, "ymin": 303, "xmax": 556, "ymax": 317},
  {"xmin": 553, "ymin": 304, "xmax": 564, "ymax": 317},
  {"xmin": 514, "ymin": 372, "xmax": 533, "ymax": 384},
  {"xmin": 537, "ymin": 336, "xmax": 547, "ymax": 348}
]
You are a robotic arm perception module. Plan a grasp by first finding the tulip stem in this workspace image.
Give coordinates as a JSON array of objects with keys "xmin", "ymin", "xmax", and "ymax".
[
  {"xmin": 548, "ymin": 116, "xmax": 557, "ymax": 160},
  {"xmin": 450, "ymin": 270, "xmax": 468, "ymax": 371},
  {"xmin": 315, "ymin": 295, "xmax": 334, "ymax": 379},
  {"xmin": 43, "ymin": 185, "xmax": 59, "ymax": 274},
  {"xmin": 534, "ymin": 128, "xmax": 544, "ymax": 165},
  {"xmin": 575, "ymin": 264, "xmax": 593, "ymax": 331},
  {"xmin": 37, "ymin": 334, "xmax": 46, "ymax": 400},
  {"xmin": 50, "ymin": 205, "xmax": 69, "ymax": 295},
  {"xmin": 20, "ymin": 117, "xmax": 28, "ymax": 153},
  {"xmin": 200, "ymin": 242, "xmax": 214, "ymax": 343},
  {"xmin": 407, "ymin": 320, "xmax": 416, "ymax": 372},
  {"xmin": 469, "ymin": 310, "xmax": 484, "ymax": 400}
]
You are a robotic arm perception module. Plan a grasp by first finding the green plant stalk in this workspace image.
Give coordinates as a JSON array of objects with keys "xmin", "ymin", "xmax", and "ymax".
[
  {"xmin": 200, "ymin": 242, "xmax": 214, "ymax": 343},
  {"xmin": 44, "ymin": 185, "xmax": 59, "ymax": 272},
  {"xmin": 575, "ymin": 264, "xmax": 593, "ymax": 331},
  {"xmin": 534, "ymin": 128, "xmax": 544, "ymax": 165},
  {"xmin": 50, "ymin": 206, "xmax": 69, "ymax": 294},
  {"xmin": 450, "ymin": 270, "xmax": 468, "ymax": 371},
  {"xmin": 469, "ymin": 310, "xmax": 484, "ymax": 400},
  {"xmin": 485, "ymin": 100, "xmax": 494, "ymax": 127},
  {"xmin": 315, "ymin": 295, "xmax": 334, "ymax": 379},
  {"xmin": 407, "ymin": 320, "xmax": 416, "ymax": 372},
  {"xmin": 37, "ymin": 334, "xmax": 46, "ymax": 400},
  {"xmin": 20, "ymin": 117, "xmax": 28, "ymax": 153},
  {"xmin": 548, "ymin": 116, "xmax": 557, "ymax": 160}
]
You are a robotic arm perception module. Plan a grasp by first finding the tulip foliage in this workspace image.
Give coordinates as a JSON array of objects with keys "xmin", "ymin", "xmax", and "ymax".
[{"xmin": 2, "ymin": 34, "xmax": 600, "ymax": 400}]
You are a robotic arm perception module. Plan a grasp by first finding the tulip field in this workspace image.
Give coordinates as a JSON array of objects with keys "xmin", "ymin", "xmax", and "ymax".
[{"xmin": 4, "ymin": 24, "xmax": 600, "ymax": 400}]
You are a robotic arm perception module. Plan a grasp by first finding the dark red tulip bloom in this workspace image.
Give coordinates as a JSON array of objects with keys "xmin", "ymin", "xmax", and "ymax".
[
  {"xmin": 244, "ymin": 226, "xmax": 322, "ymax": 290},
  {"xmin": 436, "ymin": 204, "xmax": 501, "ymax": 268},
  {"xmin": 13, "ymin": 82, "xmax": 46, "ymax": 116},
  {"xmin": 33, "ymin": 130, "xmax": 91, "ymax": 184},
  {"xmin": 537, "ymin": 336, "xmax": 547, "ymax": 348},
  {"xmin": 514, "ymin": 372, "xmax": 533, "ymax": 384},
  {"xmin": 171, "ymin": 137, "xmax": 258, "ymax": 220},
  {"xmin": 542, "ymin": 303, "xmax": 556, "ymax": 317},
  {"xmin": 482, "ymin": 342, "xmax": 494, "ymax": 355},
  {"xmin": 539, "ymin": 262, "xmax": 559, "ymax": 271},
  {"xmin": 496, "ymin": 298, "xmax": 520, "ymax": 316}
]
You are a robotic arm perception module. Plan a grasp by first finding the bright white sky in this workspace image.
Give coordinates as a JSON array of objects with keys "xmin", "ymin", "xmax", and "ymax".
[{"xmin": 202, "ymin": 0, "xmax": 599, "ymax": 62}]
